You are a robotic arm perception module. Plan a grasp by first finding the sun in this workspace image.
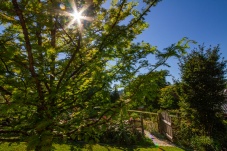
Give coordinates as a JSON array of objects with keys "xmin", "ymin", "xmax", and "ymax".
[
  {"xmin": 59, "ymin": 1, "xmax": 93, "ymax": 30},
  {"xmin": 72, "ymin": 11, "xmax": 82, "ymax": 21}
]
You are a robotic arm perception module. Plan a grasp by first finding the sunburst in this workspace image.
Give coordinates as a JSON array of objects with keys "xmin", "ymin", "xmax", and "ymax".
[{"xmin": 59, "ymin": 0, "xmax": 93, "ymax": 30}]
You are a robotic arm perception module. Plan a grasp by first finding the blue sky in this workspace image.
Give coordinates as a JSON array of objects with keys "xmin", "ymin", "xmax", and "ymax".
[{"xmin": 138, "ymin": 0, "xmax": 227, "ymax": 82}]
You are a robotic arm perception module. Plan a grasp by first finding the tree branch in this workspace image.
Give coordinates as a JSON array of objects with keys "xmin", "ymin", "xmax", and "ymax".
[
  {"xmin": 56, "ymin": 31, "xmax": 81, "ymax": 91},
  {"xmin": 0, "ymin": 44, "xmax": 29, "ymax": 70},
  {"xmin": 127, "ymin": 0, "xmax": 158, "ymax": 29},
  {"xmin": 0, "ymin": 58, "xmax": 11, "ymax": 74},
  {"xmin": 98, "ymin": 0, "xmax": 126, "ymax": 51},
  {"xmin": 12, "ymin": 0, "xmax": 44, "ymax": 100},
  {"xmin": 0, "ymin": 86, "xmax": 12, "ymax": 96},
  {"xmin": 66, "ymin": 102, "xmax": 121, "ymax": 135}
]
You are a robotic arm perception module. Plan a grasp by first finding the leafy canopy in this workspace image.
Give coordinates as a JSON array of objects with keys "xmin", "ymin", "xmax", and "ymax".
[{"xmin": 0, "ymin": 0, "xmax": 191, "ymax": 150}]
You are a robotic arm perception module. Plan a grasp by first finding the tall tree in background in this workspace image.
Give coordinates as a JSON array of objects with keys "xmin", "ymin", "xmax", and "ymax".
[
  {"xmin": 125, "ymin": 70, "xmax": 168, "ymax": 111},
  {"xmin": 179, "ymin": 45, "xmax": 227, "ymax": 148},
  {"xmin": 0, "ymin": 0, "xmax": 191, "ymax": 150},
  {"xmin": 110, "ymin": 85, "xmax": 120, "ymax": 103},
  {"xmin": 159, "ymin": 84, "xmax": 180, "ymax": 110}
]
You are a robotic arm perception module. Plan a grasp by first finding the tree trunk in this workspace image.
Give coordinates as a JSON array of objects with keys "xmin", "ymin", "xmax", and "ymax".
[{"xmin": 35, "ymin": 131, "xmax": 53, "ymax": 151}]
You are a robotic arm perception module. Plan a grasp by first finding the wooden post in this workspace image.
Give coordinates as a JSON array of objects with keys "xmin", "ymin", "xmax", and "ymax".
[
  {"xmin": 140, "ymin": 113, "xmax": 144, "ymax": 136},
  {"xmin": 158, "ymin": 113, "xmax": 161, "ymax": 133}
]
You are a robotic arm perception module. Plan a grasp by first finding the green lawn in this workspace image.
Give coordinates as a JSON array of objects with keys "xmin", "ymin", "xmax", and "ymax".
[{"xmin": 0, "ymin": 142, "xmax": 185, "ymax": 151}]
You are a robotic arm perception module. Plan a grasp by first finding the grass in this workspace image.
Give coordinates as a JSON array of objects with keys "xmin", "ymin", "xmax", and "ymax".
[{"xmin": 0, "ymin": 142, "xmax": 185, "ymax": 151}]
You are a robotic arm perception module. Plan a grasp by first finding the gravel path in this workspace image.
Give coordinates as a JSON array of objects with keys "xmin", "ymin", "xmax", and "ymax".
[{"xmin": 144, "ymin": 130, "xmax": 175, "ymax": 147}]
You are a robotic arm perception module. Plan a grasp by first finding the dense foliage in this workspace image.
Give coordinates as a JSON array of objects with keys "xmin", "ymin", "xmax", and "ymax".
[
  {"xmin": 125, "ymin": 70, "xmax": 168, "ymax": 111},
  {"xmin": 159, "ymin": 85, "xmax": 180, "ymax": 110},
  {"xmin": 177, "ymin": 45, "xmax": 227, "ymax": 150}
]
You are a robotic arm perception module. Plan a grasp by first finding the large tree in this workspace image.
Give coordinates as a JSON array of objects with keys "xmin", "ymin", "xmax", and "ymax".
[
  {"xmin": 0, "ymin": 0, "xmax": 190, "ymax": 150},
  {"xmin": 179, "ymin": 45, "xmax": 227, "ymax": 148}
]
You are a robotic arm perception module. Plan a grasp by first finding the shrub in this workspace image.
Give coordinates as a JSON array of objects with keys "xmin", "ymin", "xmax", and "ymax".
[
  {"xmin": 99, "ymin": 121, "xmax": 153, "ymax": 146},
  {"xmin": 191, "ymin": 136, "xmax": 215, "ymax": 151}
]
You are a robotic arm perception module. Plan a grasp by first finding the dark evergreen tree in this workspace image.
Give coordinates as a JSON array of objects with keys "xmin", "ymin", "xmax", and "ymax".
[
  {"xmin": 179, "ymin": 45, "xmax": 227, "ymax": 149},
  {"xmin": 110, "ymin": 85, "xmax": 120, "ymax": 103}
]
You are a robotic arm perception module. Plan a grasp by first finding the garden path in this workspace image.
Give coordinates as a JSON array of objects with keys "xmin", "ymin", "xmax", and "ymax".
[{"xmin": 144, "ymin": 130, "xmax": 175, "ymax": 147}]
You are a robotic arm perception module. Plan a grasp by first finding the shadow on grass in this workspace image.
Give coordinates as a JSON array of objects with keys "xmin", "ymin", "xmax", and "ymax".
[
  {"xmin": 58, "ymin": 140, "xmax": 158, "ymax": 151},
  {"xmin": 99, "ymin": 143, "xmax": 158, "ymax": 151}
]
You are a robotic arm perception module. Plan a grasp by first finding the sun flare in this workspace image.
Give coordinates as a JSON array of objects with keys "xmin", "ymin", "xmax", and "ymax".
[
  {"xmin": 72, "ymin": 11, "xmax": 82, "ymax": 21},
  {"xmin": 59, "ymin": 1, "xmax": 93, "ymax": 30}
]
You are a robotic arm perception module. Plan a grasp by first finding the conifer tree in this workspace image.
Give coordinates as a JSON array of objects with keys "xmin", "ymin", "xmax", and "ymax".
[{"xmin": 179, "ymin": 45, "xmax": 227, "ymax": 149}]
